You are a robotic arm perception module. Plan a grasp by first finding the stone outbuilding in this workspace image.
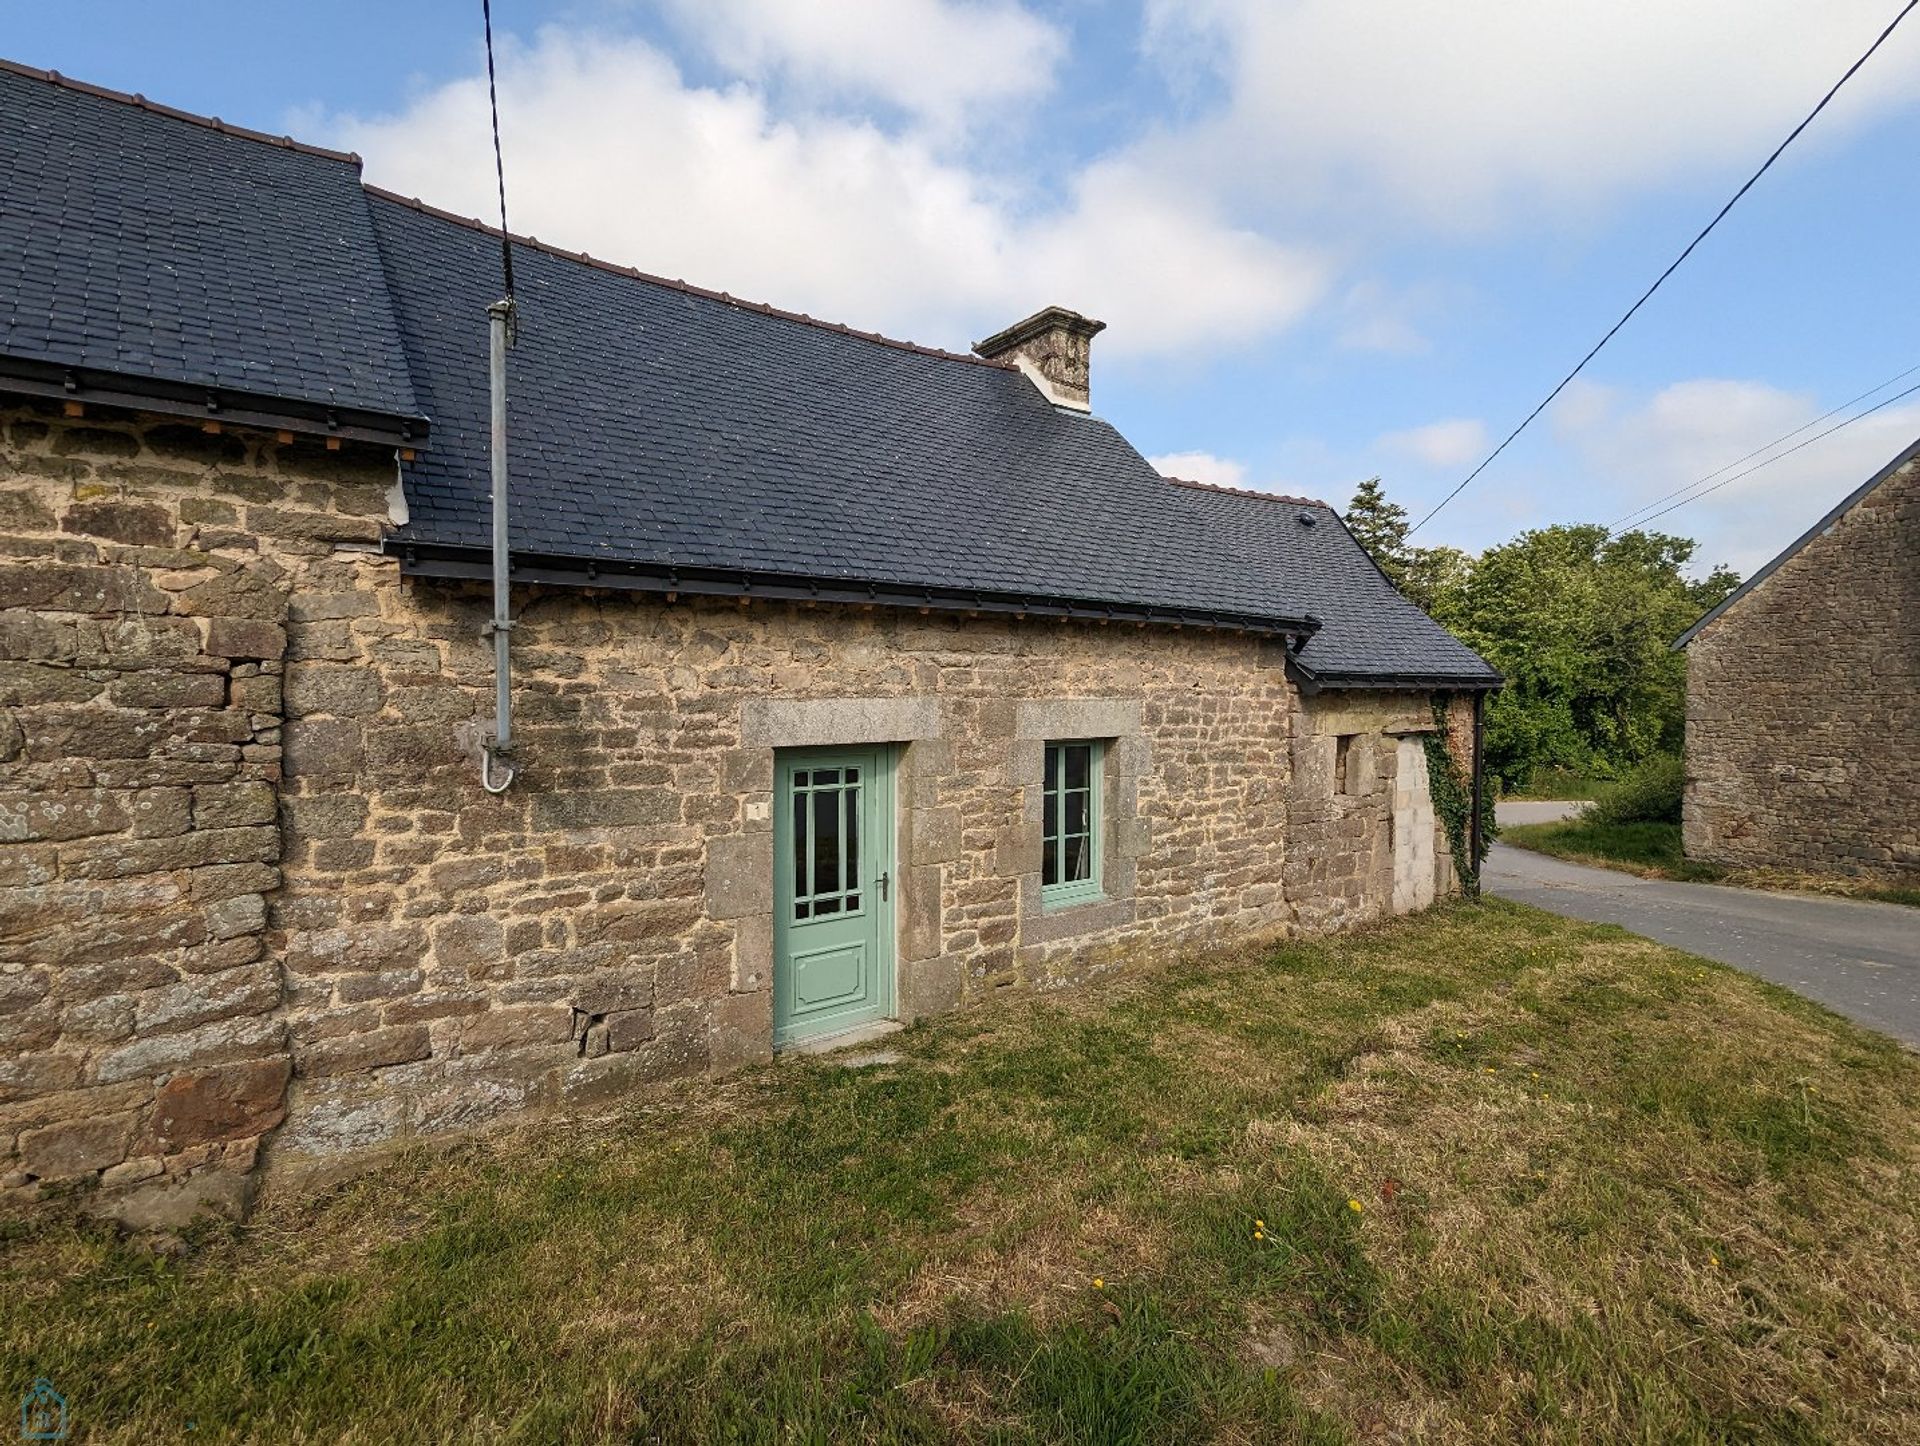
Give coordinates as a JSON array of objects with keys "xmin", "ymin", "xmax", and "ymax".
[
  {"xmin": 0, "ymin": 60, "xmax": 1497, "ymax": 1224},
  {"xmin": 1677, "ymin": 437, "xmax": 1919, "ymax": 882}
]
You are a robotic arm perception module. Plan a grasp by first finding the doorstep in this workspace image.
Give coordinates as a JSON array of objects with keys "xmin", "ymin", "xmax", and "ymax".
[{"xmin": 777, "ymin": 1019, "xmax": 905, "ymax": 1060}]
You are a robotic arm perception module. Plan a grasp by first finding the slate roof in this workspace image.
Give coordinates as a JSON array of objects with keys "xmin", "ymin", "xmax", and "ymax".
[
  {"xmin": 0, "ymin": 60, "xmax": 426, "ymax": 444},
  {"xmin": 0, "ymin": 58, "xmax": 1497, "ymax": 690}
]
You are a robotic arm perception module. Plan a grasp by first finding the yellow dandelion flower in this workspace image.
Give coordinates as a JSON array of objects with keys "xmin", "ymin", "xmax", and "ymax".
[
  {"xmin": 1254, "ymin": 1230, "xmax": 1265, "ymax": 1240},
  {"xmin": 1348, "ymin": 1198, "xmax": 1363, "ymax": 1213},
  {"xmin": 1092, "ymin": 1277, "xmax": 1104, "ymax": 1289},
  {"xmin": 1708, "ymin": 1254, "xmax": 1719, "ymax": 1267},
  {"xmin": 1255, "ymin": 1219, "xmax": 1265, "ymax": 1229}
]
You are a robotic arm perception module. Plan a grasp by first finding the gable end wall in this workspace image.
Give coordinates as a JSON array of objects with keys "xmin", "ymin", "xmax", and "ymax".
[{"xmin": 1683, "ymin": 454, "xmax": 1920, "ymax": 879}]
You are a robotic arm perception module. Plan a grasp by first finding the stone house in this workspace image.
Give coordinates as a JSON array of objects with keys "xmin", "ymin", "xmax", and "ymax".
[
  {"xmin": 1677, "ymin": 437, "xmax": 1918, "ymax": 881},
  {"xmin": 0, "ymin": 60, "xmax": 1498, "ymax": 1225}
]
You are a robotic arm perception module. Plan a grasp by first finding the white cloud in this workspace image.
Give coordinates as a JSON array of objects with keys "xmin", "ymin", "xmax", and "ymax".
[
  {"xmin": 1140, "ymin": 1, "xmax": 1920, "ymax": 230},
  {"xmin": 1552, "ymin": 376, "xmax": 1920, "ymax": 574},
  {"xmin": 1148, "ymin": 450, "xmax": 1250, "ymax": 488},
  {"xmin": 657, "ymin": 0, "xmax": 1066, "ymax": 132},
  {"xmin": 328, "ymin": 29, "xmax": 1325, "ymax": 360},
  {"xmin": 1381, "ymin": 418, "xmax": 1488, "ymax": 469}
]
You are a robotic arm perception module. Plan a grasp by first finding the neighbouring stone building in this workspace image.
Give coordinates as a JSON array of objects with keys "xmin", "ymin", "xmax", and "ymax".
[
  {"xmin": 1677, "ymin": 438, "xmax": 1919, "ymax": 882},
  {"xmin": 0, "ymin": 61, "xmax": 1497, "ymax": 1226}
]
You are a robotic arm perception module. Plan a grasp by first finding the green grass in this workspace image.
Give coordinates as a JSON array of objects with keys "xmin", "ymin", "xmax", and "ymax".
[
  {"xmin": 1504, "ymin": 819, "xmax": 1920, "ymax": 907},
  {"xmin": 6, "ymin": 902, "xmax": 1920, "ymax": 1443}
]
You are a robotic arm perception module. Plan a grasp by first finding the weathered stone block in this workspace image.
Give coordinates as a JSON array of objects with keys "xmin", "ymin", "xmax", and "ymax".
[
  {"xmin": 601, "ymin": 1008, "xmax": 655, "ymax": 1052},
  {"xmin": 62, "ymin": 500, "xmax": 173, "ymax": 546},
  {"xmin": 204, "ymin": 616, "xmax": 287, "ymax": 660},
  {"xmin": 108, "ymin": 670, "xmax": 226, "ymax": 709},
  {"xmin": 133, "ymin": 962, "xmax": 280, "ymax": 1037},
  {"xmin": 458, "ymin": 1005, "xmax": 572, "ymax": 1050},
  {"xmin": 432, "ymin": 915, "xmax": 505, "ymax": 978},
  {"xmin": 19, "ymin": 1112, "xmax": 136, "ymax": 1179},
  {"xmin": 709, "ymin": 990, "xmax": 773, "ymax": 1074},
  {"xmin": 285, "ymin": 662, "xmax": 383, "ymax": 718},
  {"xmin": 283, "ymin": 716, "xmax": 363, "ymax": 777},
  {"xmin": 298, "ymin": 1024, "xmax": 432, "ymax": 1078},
  {"xmin": 143, "ymin": 1058, "xmax": 290, "ymax": 1152},
  {"xmin": 704, "ymin": 832, "xmax": 772, "ymax": 920}
]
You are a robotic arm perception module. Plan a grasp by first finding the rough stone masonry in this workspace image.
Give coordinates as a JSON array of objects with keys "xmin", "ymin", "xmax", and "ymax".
[
  {"xmin": 1684, "ymin": 450, "xmax": 1919, "ymax": 882},
  {"xmin": 0, "ymin": 402, "xmax": 1467, "ymax": 1227}
]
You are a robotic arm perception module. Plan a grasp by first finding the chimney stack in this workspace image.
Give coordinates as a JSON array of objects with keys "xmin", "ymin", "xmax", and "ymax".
[{"xmin": 973, "ymin": 306, "xmax": 1106, "ymax": 411}]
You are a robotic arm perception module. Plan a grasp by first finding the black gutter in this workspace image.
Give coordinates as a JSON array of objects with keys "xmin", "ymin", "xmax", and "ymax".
[
  {"xmin": 390, "ymin": 540, "xmax": 1323, "ymax": 642},
  {"xmin": 1287, "ymin": 660, "xmax": 1502, "ymax": 694},
  {"xmin": 0, "ymin": 355, "xmax": 430, "ymax": 449}
]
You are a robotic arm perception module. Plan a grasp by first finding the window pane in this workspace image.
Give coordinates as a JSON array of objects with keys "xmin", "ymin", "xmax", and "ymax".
[
  {"xmin": 1065, "ymin": 835, "xmax": 1089, "ymax": 882},
  {"xmin": 796, "ymin": 900, "xmax": 811, "ymax": 921},
  {"xmin": 815, "ymin": 895, "xmax": 842, "ymax": 916},
  {"xmin": 1042, "ymin": 835, "xmax": 1058, "ymax": 886},
  {"xmin": 1065, "ymin": 744, "xmax": 1090, "ymax": 790},
  {"xmin": 845, "ymin": 785, "xmax": 860, "ymax": 890},
  {"xmin": 845, "ymin": 767, "xmax": 860, "ymax": 784},
  {"xmin": 1043, "ymin": 786, "xmax": 1057, "ymax": 839},
  {"xmin": 813, "ymin": 788, "xmax": 840, "ymax": 896},
  {"xmin": 1065, "ymin": 788, "xmax": 1088, "ymax": 837},
  {"xmin": 1045, "ymin": 744, "xmax": 1060, "ymax": 792},
  {"xmin": 846, "ymin": 892, "xmax": 861, "ymax": 912}
]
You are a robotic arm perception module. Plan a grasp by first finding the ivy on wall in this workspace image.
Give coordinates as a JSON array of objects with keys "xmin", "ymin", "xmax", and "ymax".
[{"xmin": 1422, "ymin": 700, "xmax": 1497, "ymax": 898}]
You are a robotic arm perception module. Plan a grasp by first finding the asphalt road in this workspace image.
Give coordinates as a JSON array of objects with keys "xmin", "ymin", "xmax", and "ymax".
[{"xmin": 1485, "ymin": 844, "xmax": 1920, "ymax": 1047}]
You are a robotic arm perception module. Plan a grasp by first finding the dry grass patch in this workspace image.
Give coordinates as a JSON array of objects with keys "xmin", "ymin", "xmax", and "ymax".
[{"xmin": 5, "ymin": 900, "xmax": 1919, "ymax": 1443}]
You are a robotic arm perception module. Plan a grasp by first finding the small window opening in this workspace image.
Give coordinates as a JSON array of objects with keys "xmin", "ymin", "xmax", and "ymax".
[{"xmin": 1334, "ymin": 734, "xmax": 1359, "ymax": 796}]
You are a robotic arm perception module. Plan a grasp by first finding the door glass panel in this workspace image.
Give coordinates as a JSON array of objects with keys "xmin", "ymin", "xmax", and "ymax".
[
  {"xmin": 788, "ymin": 759, "xmax": 869, "ymax": 922},
  {"xmin": 813, "ymin": 788, "xmax": 841, "ymax": 897},
  {"xmin": 793, "ymin": 802, "xmax": 807, "ymax": 900},
  {"xmin": 845, "ymin": 785, "xmax": 860, "ymax": 889}
]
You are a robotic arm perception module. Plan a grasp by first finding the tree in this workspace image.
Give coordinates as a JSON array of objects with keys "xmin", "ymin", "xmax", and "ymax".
[
  {"xmin": 1344, "ymin": 477, "xmax": 1469, "ymax": 613},
  {"xmin": 1341, "ymin": 478, "xmax": 1741, "ymax": 792},
  {"xmin": 1440, "ymin": 524, "xmax": 1740, "ymax": 789}
]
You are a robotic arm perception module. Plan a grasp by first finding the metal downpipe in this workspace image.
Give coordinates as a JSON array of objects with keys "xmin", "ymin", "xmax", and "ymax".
[{"xmin": 481, "ymin": 296, "xmax": 517, "ymax": 794}]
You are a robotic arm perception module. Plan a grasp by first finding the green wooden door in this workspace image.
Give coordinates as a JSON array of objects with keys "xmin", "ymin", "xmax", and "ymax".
[{"xmin": 773, "ymin": 748, "xmax": 894, "ymax": 1047}]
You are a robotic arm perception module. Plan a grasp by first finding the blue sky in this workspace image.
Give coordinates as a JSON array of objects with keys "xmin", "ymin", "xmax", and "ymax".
[{"xmin": 14, "ymin": 1, "xmax": 1919, "ymax": 577}]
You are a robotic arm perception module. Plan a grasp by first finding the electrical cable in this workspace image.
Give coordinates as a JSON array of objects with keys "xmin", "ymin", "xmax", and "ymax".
[
  {"xmin": 1405, "ymin": 0, "xmax": 1919, "ymax": 538},
  {"xmin": 1606, "ymin": 360, "xmax": 1920, "ymax": 530},
  {"xmin": 1608, "ymin": 378, "xmax": 1920, "ymax": 533}
]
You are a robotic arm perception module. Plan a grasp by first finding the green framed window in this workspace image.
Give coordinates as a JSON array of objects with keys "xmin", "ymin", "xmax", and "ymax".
[{"xmin": 1042, "ymin": 740, "xmax": 1104, "ymax": 909}]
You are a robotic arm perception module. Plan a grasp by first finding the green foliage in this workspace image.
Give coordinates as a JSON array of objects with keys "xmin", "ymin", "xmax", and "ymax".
[
  {"xmin": 1421, "ymin": 702, "xmax": 1497, "ymax": 897},
  {"xmin": 1587, "ymin": 754, "xmax": 1686, "ymax": 825},
  {"xmin": 1343, "ymin": 481, "xmax": 1740, "ymax": 793}
]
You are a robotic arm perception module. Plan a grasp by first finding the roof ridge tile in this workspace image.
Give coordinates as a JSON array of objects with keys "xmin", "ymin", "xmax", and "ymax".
[
  {"xmin": 360, "ymin": 184, "xmax": 1015, "ymax": 374},
  {"xmin": 1167, "ymin": 476, "xmax": 1329, "ymax": 508},
  {"xmin": 0, "ymin": 55, "xmax": 362, "ymax": 166}
]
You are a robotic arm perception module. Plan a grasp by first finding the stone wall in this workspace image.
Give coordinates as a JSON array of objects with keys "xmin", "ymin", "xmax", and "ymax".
[
  {"xmin": 0, "ymin": 403, "xmax": 394, "ymax": 1226},
  {"xmin": 1684, "ymin": 453, "xmax": 1919, "ymax": 880},
  {"xmin": 1, "ymin": 402, "xmax": 1460, "ymax": 1219}
]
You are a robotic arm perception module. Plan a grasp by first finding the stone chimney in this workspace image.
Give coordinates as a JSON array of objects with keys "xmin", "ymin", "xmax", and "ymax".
[{"xmin": 973, "ymin": 306, "xmax": 1106, "ymax": 411}]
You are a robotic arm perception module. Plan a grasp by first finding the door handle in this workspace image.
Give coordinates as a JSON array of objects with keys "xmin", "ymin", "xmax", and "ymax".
[{"xmin": 878, "ymin": 871, "xmax": 889, "ymax": 902}]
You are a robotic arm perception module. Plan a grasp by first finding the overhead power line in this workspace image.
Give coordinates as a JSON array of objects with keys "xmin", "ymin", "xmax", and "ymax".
[
  {"xmin": 482, "ymin": 0, "xmax": 515, "ymax": 299},
  {"xmin": 1405, "ymin": 0, "xmax": 1920, "ymax": 539},
  {"xmin": 1606, "ymin": 360, "xmax": 1920, "ymax": 530},
  {"xmin": 1607, "ymin": 378, "xmax": 1920, "ymax": 534}
]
